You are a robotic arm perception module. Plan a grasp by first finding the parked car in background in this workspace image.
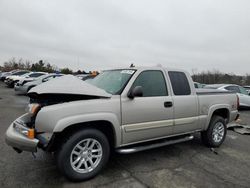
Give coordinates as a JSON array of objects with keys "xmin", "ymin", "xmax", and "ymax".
[
  {"xmin": 14, "ymin": 72, "xmax": 47, "ymax": 92},
  {"xmin": 15, "ymin": 73, "xmax": 63, "ymax": 94},
  {"xmin": 4, "ymin": 70, "xmax": 30, "ymax": 87},
  {"xmin": 194, "ymin": 82, "xmax": 205, "ymax": 88},
  {"xmin": 6, "ymin": 67, "xmax": 239, "ymax": 181},
  {"xmin": 0, "ymin": 69, "xmax": 20, "ymax": 81},
  {"xmin": 243, "ymin": 86, "xmax": 250, "ymax": 94},
  {"xmin": 204, "ymin": 84, "xmax": 250, "ymax": 108},
  {"xmin": 76, "ymin": 74, "xmax": 96, "ymax": 81}
]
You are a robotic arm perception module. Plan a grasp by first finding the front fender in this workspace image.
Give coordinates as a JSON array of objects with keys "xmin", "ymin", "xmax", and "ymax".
[{"xmin": 53, "ymin": 113, "xmax": 121, "ymax": 146}]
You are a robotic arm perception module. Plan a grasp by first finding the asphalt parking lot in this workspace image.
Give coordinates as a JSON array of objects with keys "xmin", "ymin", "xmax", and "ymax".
[{"xmin": 0, "ymin": 82, "xmax": 250, "ymax": 188}]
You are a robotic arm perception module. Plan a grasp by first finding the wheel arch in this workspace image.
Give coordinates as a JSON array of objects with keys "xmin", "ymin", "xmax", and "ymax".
[
  {"xmin": 212, "ymin": 108, "xmax": 230, "ymax": 122},
  {"xmin": 205, "ymin": 105, "xmax": 230, "ymax": 130},
  {"xmin": 47, "ymin": 120, "xmax": 119, "ymax": 152}
]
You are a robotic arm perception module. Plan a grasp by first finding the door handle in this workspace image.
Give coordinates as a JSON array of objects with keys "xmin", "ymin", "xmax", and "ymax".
[{"xmin": 164, "ymin": 101, "xmax": 173, "ymax": 108}]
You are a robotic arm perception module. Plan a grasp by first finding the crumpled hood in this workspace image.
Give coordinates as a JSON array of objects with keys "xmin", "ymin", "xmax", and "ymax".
[{"xmin": 28, "ymin": 75, "xmax": 112, "ymax": 98}]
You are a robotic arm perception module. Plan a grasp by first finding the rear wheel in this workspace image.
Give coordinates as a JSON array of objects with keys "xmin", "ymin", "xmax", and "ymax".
[
  {"xmin": 56, "ymin": 129, "xmax": 110, "ymax": 181},
  {"xmin": 201, "ymin": 115, "xmax": 227, "ymax": 147}
]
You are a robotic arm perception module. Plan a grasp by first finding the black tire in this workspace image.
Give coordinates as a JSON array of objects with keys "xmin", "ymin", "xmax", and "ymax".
[
  {"xmin": 201, "ymin": 115, "xmax": 227, "ymax": 147},
  {"xmin": 55, "ymin": 129, "xmax": 110, "ymax": 182}
]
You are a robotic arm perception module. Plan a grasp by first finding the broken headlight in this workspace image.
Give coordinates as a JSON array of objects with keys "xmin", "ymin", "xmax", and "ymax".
[
  {"xmin": 13, "ymin": 121, "xmax": 35, "ymax": 139},
  {"xmin": 27, "ymin": 103, "xmax": 41, "ymax": 116}
]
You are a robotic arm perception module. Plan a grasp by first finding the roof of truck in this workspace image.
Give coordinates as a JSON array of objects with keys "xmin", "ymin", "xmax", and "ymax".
[{"xmin": 103, "ymin": 66, "xmax": 187, "ymax": 73}]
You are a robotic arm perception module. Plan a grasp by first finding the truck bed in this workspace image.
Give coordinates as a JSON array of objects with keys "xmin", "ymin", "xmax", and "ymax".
[{"xmin": 196, "ymin": 88, "xmax": 233, "ymax": 95}]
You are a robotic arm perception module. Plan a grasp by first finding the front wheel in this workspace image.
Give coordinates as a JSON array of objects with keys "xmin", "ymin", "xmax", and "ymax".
[
  {"xmin": 201, "ymin": 115, "xmax": 227, "ymax": 147},
  {"xmin": 56, "ymin": 129, "xmax": 110, "ymax": 181}
]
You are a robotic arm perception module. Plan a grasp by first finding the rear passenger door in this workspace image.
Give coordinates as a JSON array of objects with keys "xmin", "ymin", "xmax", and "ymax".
[
  {"xmin": 121, "ymin": 70, "xmax": 174, "ymax": 145},
  {"xmin": 168, "ymin": 71, "xmax": 200, "ymax": 134}
]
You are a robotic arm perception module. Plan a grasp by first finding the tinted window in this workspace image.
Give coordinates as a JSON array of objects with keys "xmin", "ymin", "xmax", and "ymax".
[
  {"xmin": 168, "ymin": 71, "xmax": 191, "ymax": 95},
  {"xmin": 225, "ymin": 86, "xmax": 240, "ymax": 93},
  {"xmin": 131, "ymin": 70, "xmax": 168, "ymax": 97},
  {"xmin": 12, "ymin": 71, "xmax": 29, "ymax": 76},
  {"xmin": 43, "ymin": 75, "xmax": 56, "ymax": 82},
  {"xmin": 30, "ymin": 73, "xmax": 45, "ymax": 77}
]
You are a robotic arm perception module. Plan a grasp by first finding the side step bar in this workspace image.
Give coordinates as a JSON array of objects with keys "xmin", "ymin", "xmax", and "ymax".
[{"xmin": 116, "ymin": 135, "xmax": 194, "ymax": 154}]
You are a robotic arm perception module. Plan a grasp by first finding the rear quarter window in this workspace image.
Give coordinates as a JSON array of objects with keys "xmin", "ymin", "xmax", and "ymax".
[{"xmin": 168, "ymin": 71, "xmax": 191, "ymax": 95}]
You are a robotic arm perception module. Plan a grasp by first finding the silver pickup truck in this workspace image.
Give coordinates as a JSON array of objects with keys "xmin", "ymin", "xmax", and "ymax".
[{"xmin": 5, "ymin": 66, "xmax": 239, "ymax": 181}]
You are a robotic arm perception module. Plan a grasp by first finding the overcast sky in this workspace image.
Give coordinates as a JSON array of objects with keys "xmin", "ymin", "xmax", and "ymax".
[{"xmin": 0, "ymin": 0, "xmax": 250, "ymax": 74}]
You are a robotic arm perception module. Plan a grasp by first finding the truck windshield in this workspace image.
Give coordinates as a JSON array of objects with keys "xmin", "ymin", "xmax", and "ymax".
[{"xmin": 88, "ymin": 69, "xmax": 135, "ymax": 95}]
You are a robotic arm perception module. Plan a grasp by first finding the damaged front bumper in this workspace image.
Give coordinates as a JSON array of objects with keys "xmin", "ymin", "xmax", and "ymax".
[{"xmin": 5, "ymin": 113, "xmax": 39, "ymax": 152}]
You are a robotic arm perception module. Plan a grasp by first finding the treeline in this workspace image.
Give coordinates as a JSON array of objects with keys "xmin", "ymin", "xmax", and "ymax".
[
  {"xmin": 192, "ymin": 70, "xmax": 250, "ymax": 86},
  {"xmin": 0, "ymin": 58, "xmax": 92, "ymax": 75},
  {"xmin": 2, "ymin": 58, "xmax": 249, "ymax": 85}
]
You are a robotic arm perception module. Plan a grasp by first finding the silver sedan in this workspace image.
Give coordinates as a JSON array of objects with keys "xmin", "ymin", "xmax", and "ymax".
[{"xmin": 205, "ymin": 84, "xmax": 250, "ymax": 108}]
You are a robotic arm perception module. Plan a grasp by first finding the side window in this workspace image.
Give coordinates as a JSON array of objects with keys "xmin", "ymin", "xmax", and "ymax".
[
  {"xmin": 42, "ymin": 76, "xmax": 53, "ymax": 82},
  {"xmin": 35, "ymin": 73, "xmax": 45, "ymax": 77},
  {"xmin": 131, "ymin": 70, "xmax": 168, "ymax": 97},
  {"xmin": 30, "ymin": 73, "xmax": 43, "ymax": 77},
  {"xmin": 168, "ymin": 71, "xmax": 191, "ymax": 95},
  {"xmin": 15, "ymin": 71, "xmax": 29, "ymax": 75},
  {"xmin": 225, "ymin": 86, "xmax": 240, "ymax": 93}
]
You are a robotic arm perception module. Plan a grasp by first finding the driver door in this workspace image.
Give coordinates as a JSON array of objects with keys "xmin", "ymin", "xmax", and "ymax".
[{"xmin": 121, "ymin": 70, "xmax": 174, "ymax": 145}]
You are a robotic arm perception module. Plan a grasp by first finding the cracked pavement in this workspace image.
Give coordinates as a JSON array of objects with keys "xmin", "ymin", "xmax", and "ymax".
[{"xmin": 0, "ymin": 82, "xmax": 250, "ymax": 188}]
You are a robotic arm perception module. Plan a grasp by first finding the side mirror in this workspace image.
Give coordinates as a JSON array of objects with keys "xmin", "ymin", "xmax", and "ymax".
[
  {"xmin": 128, "ymin": 86, "xmax": 143, "ymax": 99},
  {"xmin": 42, "ymin": 78, "xmax": 47, "ymax": 82}
]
